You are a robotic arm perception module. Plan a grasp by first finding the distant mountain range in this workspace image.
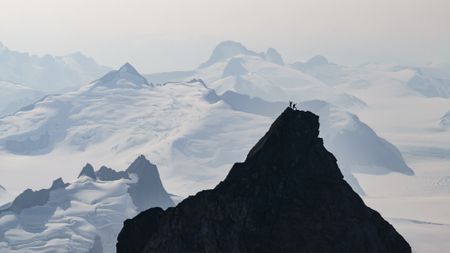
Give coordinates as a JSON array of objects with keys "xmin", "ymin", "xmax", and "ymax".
[
  {"xmin": 0, "ymin": 63, "xmax": 413, "ymax": 198},
  {"xmin": 0, "ymin": 42, "xmax": 110, "ymax": 93},
  {"xmin": 145, "ymin": 40, "xmax": 450, "ymax": 100}
]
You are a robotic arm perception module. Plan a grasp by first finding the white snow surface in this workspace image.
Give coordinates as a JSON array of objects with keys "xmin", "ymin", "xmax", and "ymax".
[
  {"xmin": 0, "ymin": 81, "xmax": 44, "ymax": 118},
  {"xmin": 194, "ymin": 54, "xmax": 341, "ymax": 103},
  {"xmin": 0, "ymin": 69, "xmax": 271, "ymax": 198},
  {"xmin": 0, "ymin": 176, "xmax": 136, "ymax": 253}
]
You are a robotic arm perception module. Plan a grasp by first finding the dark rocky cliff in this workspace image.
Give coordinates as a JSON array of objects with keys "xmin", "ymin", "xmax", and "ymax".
[{"xmin": 117, "ymin": 108, "xmax": 411, "ymax": 253}]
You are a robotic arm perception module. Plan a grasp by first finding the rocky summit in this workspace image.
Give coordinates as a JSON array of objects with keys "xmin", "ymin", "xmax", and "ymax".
[{"xmin": 117, "ymin": 107, "xmax": 411, "ymax": 253}]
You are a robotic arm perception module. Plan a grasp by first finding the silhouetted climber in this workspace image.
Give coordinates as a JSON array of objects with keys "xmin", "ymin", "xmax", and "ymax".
[
  {"xmin": 293, "ymin": 103, "xmax": 297, "ymax": 110},
  {"xmin": 289, "ymin": 101, "xmax": 293, "ymax": 108}
]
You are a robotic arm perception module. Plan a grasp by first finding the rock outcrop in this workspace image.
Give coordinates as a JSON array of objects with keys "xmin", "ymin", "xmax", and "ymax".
[
  {"xmin": 117, "ymin": 108, "xmax": 411, "ymax": 253},
  {"xmin": 78, "ymin": 163, "xmax": 97, "ymax": 179},
  {"xmin": 126, "ymin": 155, "xmax": 174, "ymax": 211}
]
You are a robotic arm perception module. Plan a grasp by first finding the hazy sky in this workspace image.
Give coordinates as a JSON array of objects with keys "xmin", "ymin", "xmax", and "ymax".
[{"xmin": 0, "ymin": 0, "xmax": 449, "ymax": 73}]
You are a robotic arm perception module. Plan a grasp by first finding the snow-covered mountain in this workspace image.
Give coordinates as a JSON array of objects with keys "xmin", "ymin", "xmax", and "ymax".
[
  {"xmin": 405, "ymin": 68, "xmax": 450, "ymax": 98},
  {"xmin": 0, "ymin": 42, "xmax": 110, "ymax": 93},
  {"xmin": 0, "ymin": 155, "xmax": 173, "ymax": 253},
  {"xmin": 144, "ymin": 41, "xmax": 450, "ymax": 110},
  {"xmin": 0, "ymin": 63, "xmax": 413, "ymax": 198},
  {"xmin": 291, "ymin": 55, "xmax": 348, "ymax": 86},
  {"xmin": 145, "ymin": 41, "xmax": 367, "ymax": 110},
  {"xmin": 0, "ymin": 63, "xmax": 272, "ymax": 197},
  {"xmin": 193, "ymin": 41, "xmax": 351, "ymax": 105},
  {"xmin": 0, "ymin": 81, "xmax": 44, "ymax": 117}
]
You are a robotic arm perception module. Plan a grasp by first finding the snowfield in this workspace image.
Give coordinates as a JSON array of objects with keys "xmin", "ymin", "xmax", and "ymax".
[
  {"xmin": 0, "ymin": 63, "xmax": 413, "ymax": 198},
  {"xmin": 0, "ymin": 64, "xmax": 272, "ymax": 198},
  {"xmin": 0, "ymin": 81, "xmax": 44, "ymax": 118}
]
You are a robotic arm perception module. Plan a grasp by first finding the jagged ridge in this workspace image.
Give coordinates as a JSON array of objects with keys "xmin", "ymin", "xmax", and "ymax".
[{"xmin": 117, "ymin": 108, "xmax": 411, "ymax": 253}]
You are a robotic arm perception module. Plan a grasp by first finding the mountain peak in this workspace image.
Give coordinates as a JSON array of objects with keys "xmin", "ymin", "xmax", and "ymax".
[
  {"xmin": 50, "ymin": 177, "xmax": 68, "ymax": 190},
  {"xmin": 96, "ymin": 166, "xmax": 130, "ymax": 181},
  {"xmin": 117, "ymin": 108, "xmax": 410, "ymax": 253},
  {"xmin": 126, "ymin": 155, "xmax": 174, "ymax": 211},
  {"xmin": 265, "ymin": 47, "xmax": 284, "ymax": 65},
  {"xmin": 214, "ymin": 40, "xmax": 250, "ymax": 53},
  {"xmin": 126, "ymin": 155, "xmax": 153, "ymax": 175},
  {"xmin": 78, "ymin": 163, "xmax": 97, "ymax": 179},
  {"xmin": 231, "ymin": 107, "xmax": 343, "ymax": 182},
  {"xmin": 92, "ymin": 62, "xmax": 150, "ymax": 88},
  {"xmin": 199, "ymin": 41, "xmax": 260, "ymax": 68},
  {"xmin": 119, "ymin": 62, "xmax": 139, "ymax": 74},
  {"xmin": 307, "ymin": 55, "xmax": 329, "ymax": 65}
]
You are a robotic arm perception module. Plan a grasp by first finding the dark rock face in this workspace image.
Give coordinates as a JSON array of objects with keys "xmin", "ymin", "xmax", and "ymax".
[
  {"xmin": 50, "ymin": 177, "xmax": 69, "ymax": 190},
  {"xmin": 117, "ymin": 108, "xmax": 411, "ymax": 253},
  {"xmin": 9, "ymin": 188, "xmax": 50, "ymax": 214},
  {"xmin": 78, "ymin": 163, "xmax": 97, "ymax": 179},
  {"xmin": 6, "ymin": 178, "xmax": 67, "ymax": 214},
  {"xmin": 96, "ymin": 166, "xmax": 130, "ymax": 181},
  {"xmin": 126, "ymin": 155, "xmax": 175, "ymax": 212},
  {"xmin": 219, "ymin": 93, "xmax": 412, "ymax": 195},
  {"xmin": 297, "ymin": 100, "xmax": 414, "ymax": 177}
]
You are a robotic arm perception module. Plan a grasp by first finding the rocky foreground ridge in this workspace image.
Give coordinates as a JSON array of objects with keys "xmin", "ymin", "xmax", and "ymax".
[{"xmin": 117, "ymin": 108, "xmax": 411, "ymax": 253}]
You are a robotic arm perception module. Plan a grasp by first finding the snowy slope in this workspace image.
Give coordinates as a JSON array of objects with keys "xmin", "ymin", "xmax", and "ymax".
[
  {"xmin": 0, "ymin": 81, "xmax": 44, "ymax": 117},
  {"xmin": 0, "ymin": 64, "xmax": 272, "ymax": 198},
  {"xmin": 0, "ymin": 42, "xmax": 110, "ymax": 93},
  {"xmin": 0, "ymin": 62, "xmax": 415, "ymax": 198},
  {"xmin": 0, "ymin": 62, "xmax": 418, "ymax": 198},
  {"xmin": 0, "ymin": 155, "xmax": 173, "ymax": 253},
  {"xmin": 405, "ymin": 68, "xmax": 450, "ymax": 98}
]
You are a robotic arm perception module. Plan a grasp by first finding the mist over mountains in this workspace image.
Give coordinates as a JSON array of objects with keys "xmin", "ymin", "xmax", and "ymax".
[
  {"xmin": 0, "ymin": 42, "xmax": 110, "ymax": 93},
  {"xmin": 0, "ymin": 40, "xmax": 449, "ymax": 252}
]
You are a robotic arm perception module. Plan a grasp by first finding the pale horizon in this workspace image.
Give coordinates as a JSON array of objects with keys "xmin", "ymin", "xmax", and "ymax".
[{"xmin": 1, "ymin": 0, "xmax": 449, "ymax": 73}]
